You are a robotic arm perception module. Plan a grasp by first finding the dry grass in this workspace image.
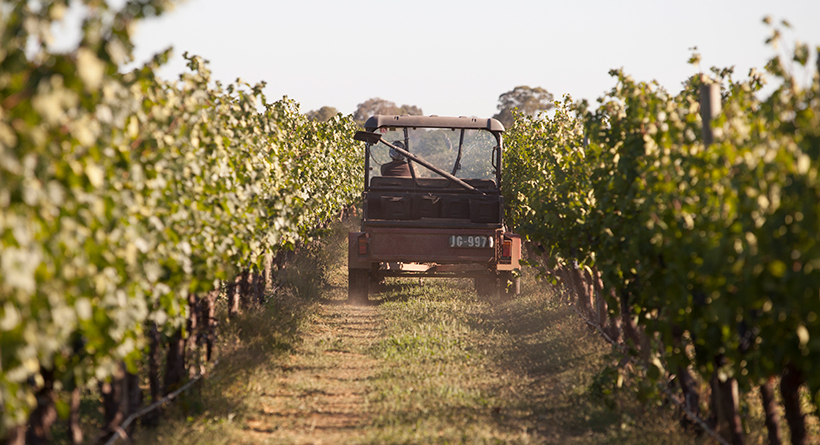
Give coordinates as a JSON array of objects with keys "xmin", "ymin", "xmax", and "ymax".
[
  {"xmin": 130, "ymin": 223, "xmax": 351, "ymax": 444},
  {"xmin": 129, "ymin": 285, "xmax": 313, "ymax": 444}
]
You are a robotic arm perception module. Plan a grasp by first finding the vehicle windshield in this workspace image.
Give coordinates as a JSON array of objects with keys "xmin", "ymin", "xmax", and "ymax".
[{"xmin": 369, "ymin": 127, "xmax": 497, "ymax": 183}]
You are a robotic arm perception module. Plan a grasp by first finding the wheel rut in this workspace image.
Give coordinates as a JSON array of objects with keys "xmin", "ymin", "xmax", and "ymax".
[{"xmin": 243, "ymin": 302, "xmax": 379, "ymax": 444}]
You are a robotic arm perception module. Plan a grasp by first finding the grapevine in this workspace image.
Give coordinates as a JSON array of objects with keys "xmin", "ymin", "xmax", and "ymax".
[
  {"xmin": 504, "ymin": 23, "xmax": 820, "ymax": 443},
  {"xmin": 0, "ymin": 0, "xmax": 362, "ymax": 438}
]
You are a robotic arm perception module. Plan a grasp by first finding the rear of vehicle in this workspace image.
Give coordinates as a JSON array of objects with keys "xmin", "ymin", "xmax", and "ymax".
[{"xmin": 348, "ymin": 115, "xmax": 521, "ymax": 303}]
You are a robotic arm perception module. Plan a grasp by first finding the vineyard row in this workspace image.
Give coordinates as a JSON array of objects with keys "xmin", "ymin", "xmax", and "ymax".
[
  {"xmin": 1, "ymin": 1, "xmax": 361, "ymax": 442},
  {"xmin": 502, "ymin": 30, "xmax": 820, "ymax": 444}
]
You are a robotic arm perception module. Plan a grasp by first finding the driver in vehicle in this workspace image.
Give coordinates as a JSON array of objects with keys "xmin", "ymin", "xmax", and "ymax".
[{"xmin": 380, "ymin": 141, "xmax": 415, "ymax": 177}]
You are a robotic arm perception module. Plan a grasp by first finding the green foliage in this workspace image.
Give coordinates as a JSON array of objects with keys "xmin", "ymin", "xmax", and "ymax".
[
  {"xmin": 0, "ymin": 0, "xmax": 361, "ymax": 430},
  {"xmin": 503, "ymin": 23, "xmax": 820, "ymax": 411},
  {"xmin": 503, "ymin": 96, "xmax": 590, "ymax": 267}
]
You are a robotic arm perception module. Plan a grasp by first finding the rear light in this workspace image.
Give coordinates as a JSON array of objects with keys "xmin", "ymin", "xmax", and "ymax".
[
  {"xmin": 501, "ymin": 238, "xmax": 512, "ymax": 258},
  {"xmin": 358, "ymin": 235, "xmax": 368, "ymax": 255}
]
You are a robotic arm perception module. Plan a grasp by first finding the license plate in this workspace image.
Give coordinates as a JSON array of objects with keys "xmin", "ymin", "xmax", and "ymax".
[{"xmin": 449, "ymin": 235, "xmax": 494, "ymax": 248}]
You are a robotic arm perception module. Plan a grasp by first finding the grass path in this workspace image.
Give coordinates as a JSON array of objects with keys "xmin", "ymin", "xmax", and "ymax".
[
  {"xmin": 137, "ymin": 289, "xmax": 701, "ymax": 444},
  {"xmin": 135, "ymin": 225, "xmax": 704, "ymax": 444},
  {"xmin": 358, "ymin": 280, "xmax": 697, "ymax": 444}
]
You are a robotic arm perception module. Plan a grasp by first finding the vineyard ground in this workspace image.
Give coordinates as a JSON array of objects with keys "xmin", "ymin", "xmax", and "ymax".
[{"xmin": 97, "ymin": 221, "xmax": 768, "ymax": 444}]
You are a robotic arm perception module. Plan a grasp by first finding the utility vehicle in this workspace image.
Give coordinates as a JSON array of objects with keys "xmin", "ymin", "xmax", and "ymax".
[{"xmin": 349, "ymin": 115, "xmax": 521, "ymax": 303}]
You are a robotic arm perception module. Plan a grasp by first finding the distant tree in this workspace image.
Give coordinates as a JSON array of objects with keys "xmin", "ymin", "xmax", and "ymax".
[
  {"xmin": 492, "ymin": 86, "xmax": 554, "ymax": 128},
  {"xmin": 306, "ymin": 106, "xmax": 339, "ymax": 122},
  {"xmin": 353, "ymin": 98, "xmax": 423, "ymax": 124}
]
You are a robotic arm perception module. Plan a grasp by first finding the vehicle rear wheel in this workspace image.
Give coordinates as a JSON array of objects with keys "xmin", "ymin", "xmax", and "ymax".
[
  {"xmin": 348, "ymin": 269, "xmax": 369, "ymax": 305},
  {"xmin": 499, "ymin": 271, "xmax": 521, "ymax": 296}
]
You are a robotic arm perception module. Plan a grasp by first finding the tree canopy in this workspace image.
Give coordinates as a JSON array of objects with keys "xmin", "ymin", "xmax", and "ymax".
[
  {"xmin": 306, "ymin": 106, "xmax": 340, "ymax": 122},
  {"xmin": 492, "ymin": 86, "xmax": 555, "ymax": 128},
  {"xmin": 353, "ymin": 98, "xmax": 423, "ymax": 124}
]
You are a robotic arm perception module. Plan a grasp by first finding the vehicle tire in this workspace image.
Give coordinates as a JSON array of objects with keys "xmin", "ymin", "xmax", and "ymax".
[
  {"xmin": 348, "ymin": 269, "xmax": 369, "ymax": 305},
  {"xmin": 499, "ymin": 271, "xmax": 521, "ymax": 297}
]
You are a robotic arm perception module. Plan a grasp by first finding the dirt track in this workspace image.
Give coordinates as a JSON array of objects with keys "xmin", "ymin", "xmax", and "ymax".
[
  {"xmin": 130, "ymin": 223, "xmax": 806, "ymax": 445},
  {"xmin": 242, "ymin": 303, "xmax": 379, "ymax": 443},
  {"xmin": 137, "ymin": 275, "xmax": 707, "ymax": 444}
]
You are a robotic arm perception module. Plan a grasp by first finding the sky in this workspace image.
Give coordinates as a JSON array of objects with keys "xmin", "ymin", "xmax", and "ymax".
[{"xmin": 62, "ymin": 0, "xmax": 820, "ymax": 119}]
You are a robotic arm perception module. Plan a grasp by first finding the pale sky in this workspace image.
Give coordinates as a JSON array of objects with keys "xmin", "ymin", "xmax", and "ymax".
[{"xmin": 68, "ymin": 0, "xmax": 820, "ymax": 118}]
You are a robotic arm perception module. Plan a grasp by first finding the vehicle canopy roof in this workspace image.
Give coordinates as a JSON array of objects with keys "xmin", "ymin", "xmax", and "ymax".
[{"xmin": 364, "ymin": 115, "xmax": 505, "ymax": 133}]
